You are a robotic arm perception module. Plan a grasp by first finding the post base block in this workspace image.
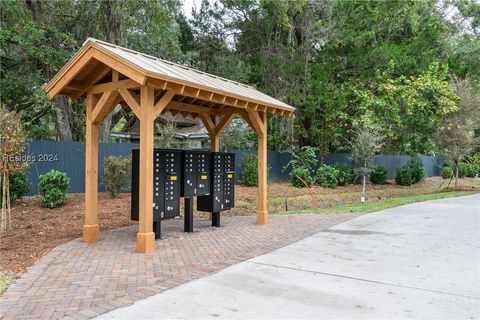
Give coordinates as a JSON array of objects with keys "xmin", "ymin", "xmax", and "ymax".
[
  {"xmin": 83, "ymin": 224, "xmax": 100, "ymax": 243},
  {"xmin": 136, "ymin": 232, "xmax": 155, "ymax": 253},
  {"xmin": 208, "ymin": 213, "xmax": 212, "ymax": 221},
  {"xmin": 256, "ymin": 210, "xmax": 269, "ymax": 225}
]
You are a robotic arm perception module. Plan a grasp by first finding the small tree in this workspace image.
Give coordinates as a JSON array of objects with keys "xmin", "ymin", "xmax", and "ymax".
[
  {"xmin": 0, "ymin": 108, "xmax": 28, "ymax": 232},
  {"xmin": 349, "ymin": 126, "xmax": 383, "ymax": 204},
  {"xmin": 435, "ymin": 78, "xmax": 479, "ymax": 187}
]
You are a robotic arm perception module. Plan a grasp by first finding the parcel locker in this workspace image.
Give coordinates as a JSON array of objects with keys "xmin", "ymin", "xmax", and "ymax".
[
  {"xmin": 181, "ymin": 150, "xmax": 211, "ymax": 197},
  {"xmin": 197, "ymin": 152, "xmax": 235, "ymax": 213},
  {"xmin": 131, "ymin": 149, "xmax": 181, "ymax": 223}
]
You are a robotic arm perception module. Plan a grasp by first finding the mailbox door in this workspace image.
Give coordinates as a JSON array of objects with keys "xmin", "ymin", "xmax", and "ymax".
[
  {"xmin": 182, "ymin": 152, "xmax": 196, "ymax": 197},
  {"xmin": 153, "ymin": 150, "xmax": 165, "ymax": 221},
  {"xmin": 164, "ymin": 173, "xmax": 180, "ymax": 219},
  {"xmin": 224, "ymin": 153, "xmax": 235, "ymax": 172},
  {"xmin": 196, "ymin": 152, "xmax": 210, "ymax": 196},
  {"xmin": 212, "ymin": 173, "xmax": 224, "ymax": 211},
  {"xmin": 224, "ymin": 172, "xmax": 234, "ymax": 209}
]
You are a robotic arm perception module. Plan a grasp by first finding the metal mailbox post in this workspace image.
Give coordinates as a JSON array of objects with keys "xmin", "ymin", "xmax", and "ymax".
[
  {"xmin": 181, "ymin": 150, "xmax": 211, "ymax": 232},
  {"xmin": 197, "ymin": 152, "xmax": 235, "ymax": 226},
  {"xmin": 131, "ymin": 149, "xmax": 182, "ymax": 239}
]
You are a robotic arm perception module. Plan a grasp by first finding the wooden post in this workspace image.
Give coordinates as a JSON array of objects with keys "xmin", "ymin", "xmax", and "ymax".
[
  {"xmin": 83, "ymin": 94, "xmax": 100, "ymax": 243},
  {"xmin": 256, "ymin": 111, "xmax": 268, "ymax": 225},
  {"xmin": 136, "ymin": 85, "xmax": 155, "ymax": 253}
]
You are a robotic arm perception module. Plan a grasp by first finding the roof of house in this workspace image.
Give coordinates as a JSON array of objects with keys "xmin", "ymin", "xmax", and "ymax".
[{"xmin": 45, "ymin": 38, "xmax": 295, "ymax": 116}]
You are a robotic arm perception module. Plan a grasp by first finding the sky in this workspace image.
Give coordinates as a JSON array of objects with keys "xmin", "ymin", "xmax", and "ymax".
[{"xmin": 182, "ymin": 0, "xmax": 199, "ymax": 19}]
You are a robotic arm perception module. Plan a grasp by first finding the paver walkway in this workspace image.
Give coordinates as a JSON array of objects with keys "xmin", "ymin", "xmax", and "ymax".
[
  {"xmin": 0, "ymin": 213, "xmax": 359, "ymax": 319},
  {"xmin": 97, "ymin": 195, "xmax": 480, "ymax": 319}
]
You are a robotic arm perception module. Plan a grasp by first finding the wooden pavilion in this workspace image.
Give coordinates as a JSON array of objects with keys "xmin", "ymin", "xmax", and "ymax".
[{"xmin": 45, "ymin": 38, "xmax": 295, "ymax": 253}]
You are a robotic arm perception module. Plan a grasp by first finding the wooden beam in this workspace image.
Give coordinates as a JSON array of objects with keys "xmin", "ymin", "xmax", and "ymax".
[
  {"xmin": 71, "ymin": 64, "xmax": 111, "ymax": 100},
  {"xmin": 87, "ymin": 79, "xmax": 140, "ymax": 94},
  {"xmin": 199, "ymin": 113, "xmax": 216, "ymax": 137},
  {"xmin": 118, "ymin": 89, "xmax": 140, "ymax": 118},
  {"xmin": 83, "ymin": 94, "xmax": 100, "ymax": 243},
  {"xmin": 65, "ymin": 80, "xmax": 84, "ymax": 91},
  {"xmin": 91, "ymin": 48, "xmax": 146, "ymax": 85},
  {"xmin": 137, "ymin": 85, "xmax": 155, "ymax": 253},
  {"xmin": 46, "ymin": 48, "xmax": 92, "ymax": 99},
  {"xmin": 245, "ymin": 109, "xmax": 265, "ymax": 136},
  {"xmin": 215, "ymin": 110, "xmax": 237, "ymax": 135},
  {"xmin": 237, "ymin": 110, "xmax": 255, "ymax": 131},
  {"xmin": 165, "ymin": 101, "xmax": 216, "ymax": 116},
  {"xmin": 112, "ymin": 70, "xmax": 119, "ymax": 82},
  {"xmin": 91, "ymin": 90, "xmax": 119, "ymax": 125},
  {"xmin": 256, "ymin": 110, "xmax": 268, "ymax": 225},
  {"xmin": 153, "ymin": 90, "xmax": 175, "ymax": 118}
]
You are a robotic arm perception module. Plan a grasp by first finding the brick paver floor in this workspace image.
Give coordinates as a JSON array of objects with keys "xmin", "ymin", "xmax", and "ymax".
[{"xmin": 0, "ymin": 213, "xmax": 360, "ymax": 320}]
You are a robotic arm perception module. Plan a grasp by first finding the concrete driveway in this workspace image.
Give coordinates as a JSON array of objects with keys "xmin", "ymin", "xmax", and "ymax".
[{"xmin": 96, "ymin": 194, "xmax": 480, "ymax": 319}]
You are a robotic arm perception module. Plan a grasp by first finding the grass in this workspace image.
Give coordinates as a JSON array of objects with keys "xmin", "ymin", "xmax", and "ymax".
[
  {"xmin": 276, "ymin": 191, "xmax": 475, "ymax": 215},
  {"xmin": 463, "ymin": 181, "xmax": 480, "ymax": 188},
  {"xmin": 0, "ymin": 270, "xmax": 16, "ymax": 295}
]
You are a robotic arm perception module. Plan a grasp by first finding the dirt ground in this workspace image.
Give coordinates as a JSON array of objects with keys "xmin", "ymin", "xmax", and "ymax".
[{"xmin": 0, "ymin": 177, "xmax": 478, "ymax": 274}]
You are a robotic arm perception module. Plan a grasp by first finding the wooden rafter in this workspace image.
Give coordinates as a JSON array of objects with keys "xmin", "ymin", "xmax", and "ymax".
[
  {"xmin": 118, "ymin": 89, "xmax": 140, "ymax": 118},
  {"xmin": 91, "ymin": 90, "xmax": 119, "ymax": 124},
  {"xmin": 154, "ymin": 90, "xmax": 175, "ymax": 118},
  {"xmin": 71, "ymin": 64, "xmax": 111, "ymax": 100}
]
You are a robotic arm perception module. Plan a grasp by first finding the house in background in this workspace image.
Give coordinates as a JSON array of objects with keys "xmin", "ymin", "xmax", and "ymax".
[{"xmin": 110, "ymin": 111, "xmax": 209, "ymax": 149}]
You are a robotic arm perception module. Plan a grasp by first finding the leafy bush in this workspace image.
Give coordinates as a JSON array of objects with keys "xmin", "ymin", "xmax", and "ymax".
[
  {"xmin": 315, "ymin": 165, "xmax": 339, "ymax": 188},
  {"xmin": 395, "ymin": 166, "xmax": 413, "ymax": 186},
  {"xmin": 290, "ymin": 167, "xmax": 314, "ymax": 188},
  {"xmin": 332, "ymin": 163, "xmax": 353, "ymax": 186},
  {"xmin": 407, "ymin": 156, "xmax": 425, "ymax": 184},
  {"xmin": 284, "ymin": 146, "xmax": 318, "ymax": 186},
  {"xmin": 370, "ymin": 165, "xmax": 388, "ymax": 184},
  {"xmin": 240, "ymin": 154, "xmax": 258, "ymax": 186},
  {"xmin": 441, "ymin": 166, "xmax": 454, "ymax": 179},
  {"xmin": 103, "ymin": 156, "xmax": 131, "ymax": 198},
  {"xmin": 38, "ymin": 170, "xmax": 70, "ymax": 208},
  {"xmin": 0, "ymin": 171, "xmax": 29, "ymax": 206},
  {"xmin": 460, "ymin": 163, "xmax": 478, "ymax": 178}
]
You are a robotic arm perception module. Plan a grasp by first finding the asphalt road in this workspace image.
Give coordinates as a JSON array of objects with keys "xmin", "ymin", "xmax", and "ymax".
[{"xmin": 97, "ymin": 194, "xmax": 480, "ymax": 319}]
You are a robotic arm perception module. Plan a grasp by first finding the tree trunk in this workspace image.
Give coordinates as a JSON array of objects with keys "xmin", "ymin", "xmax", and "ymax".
[
  {"xmin": 55, "ymin": 97, "xmax": 73, "ymax": 141},
  {"xmin": 361, "ymin": 174, "xmax": 367, "ymax": 208},
  {"xmin": 455, "ymin": 162, "xmax": 459, "ymax": 187}
]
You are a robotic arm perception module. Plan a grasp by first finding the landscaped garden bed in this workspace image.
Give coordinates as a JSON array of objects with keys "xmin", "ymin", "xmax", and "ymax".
[{"xmin": 1, "ymin": 176, "xmax": 478, "ymax": 277}]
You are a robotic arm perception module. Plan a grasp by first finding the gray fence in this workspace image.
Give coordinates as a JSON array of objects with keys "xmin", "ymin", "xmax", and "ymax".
[{"xmin": 21, "ymin": 141, "xmax": 442, "ymax": 195}]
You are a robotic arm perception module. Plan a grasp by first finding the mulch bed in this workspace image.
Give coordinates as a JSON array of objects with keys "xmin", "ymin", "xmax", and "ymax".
[{"xmin": 1, "ymin": 177, "xmax": 477, "ymax": 274}]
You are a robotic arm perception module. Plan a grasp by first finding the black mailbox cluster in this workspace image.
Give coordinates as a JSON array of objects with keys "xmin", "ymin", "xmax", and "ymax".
[
  {"xmin": 131, "ymin": 149, "xmax": 235, "ymax": 239},
  {"xmin": 181, "ymin": 150, "xmax": 211, "ymax": 197},
  {"xmin": 131, "ymin": 149, "xmax": 182, "ymax": 238},
  {"xmin": 197, "ymin": 152, "xmax": 235, "ymax": 213}
]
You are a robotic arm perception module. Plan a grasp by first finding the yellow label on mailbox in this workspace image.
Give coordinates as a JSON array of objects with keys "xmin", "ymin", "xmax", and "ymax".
[
  {"xmin": 170, "ymin": 176, "xmax": 177, "ymax": 181},
  {"xmin": 201, "ymin": 175, "xmax": 208, "ymax": 180},
  {"xmin": 227, "ymin": 174, "xmax": 233, "ymax": 179}
]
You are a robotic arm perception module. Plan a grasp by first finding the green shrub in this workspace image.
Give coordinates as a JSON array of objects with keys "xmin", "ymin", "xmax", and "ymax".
[
  {"xmin": 332, "ymin": 163, "xmax": 353, "ymax": 186},
  {"xmin": 103, "ymin": 156, "xmax": 131, "ymax": 198},
  {"xmin": 370, "ymin": 165, "xmax": 388, "ymax": 184},
  {"xmin": 441, "ymin": 166, "xmax": 454, "ymax": 179},
  {"xmin": 240, "ymin": 154, "xmax": 258, "ymax": 186},
  {"xmin": 290, "ymin": 167, "xmax": 314, "ymax": 188},
  {"xmin": 395, "ymin": 166, "xmax": 413, "ymax": 186},
  {"xmin": 315, "ymin": 165, "xmax": 339, "ymax": 188},
  {"xmin": 407, "ymin": 156, "xmax": 425, "ymax": 184},
  {"xmin": 38, "ymin": 170, "xmax": 70, "ymax": 208},
  {"xmin": 0, "ymin": 171, "xmax": 29, "ymax": 206},
  {"xmin": 460, "ymin": 163, "xmax": 478, "ymax": 178}
]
